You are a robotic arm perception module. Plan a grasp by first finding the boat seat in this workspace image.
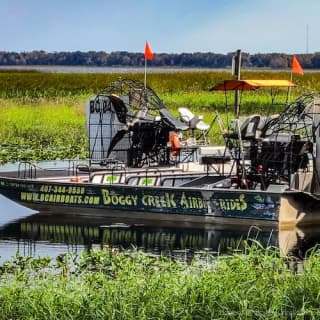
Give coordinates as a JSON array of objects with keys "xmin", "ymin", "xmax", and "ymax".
[
  {"xmin": 241, "ymin": 115, "xmax": 261, "ymax": 139},
  {"xmin": 178, "ymin": 107, "xmax": 210, "ymax": 144},
  {"xmin": 159, "ymin": 108, "xmax": 189, "ymax": 131},
  {"xmin": 178, "ymin": 107, "xmax": 210, "ymax": 132},
  {"xmin": 102, "ymin": 174, "xmax": 121, "ymax": 184},
  {"xmin": 138, "ymin": 176, "xmax": 158, "ymax": 186},
  {"xmin": 224, "ymin": 115, "xmax": 261, "ymax": 140}
]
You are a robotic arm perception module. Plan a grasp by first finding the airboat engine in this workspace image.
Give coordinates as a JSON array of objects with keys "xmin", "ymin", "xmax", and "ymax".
[
  {"xmin": 85, "ymin": 79, "xmax": 188, "ymax": 168},
  {"xmin": 243, "ymin": 95, "xmax": 318, "ymax": 191},
  {"xmin": 86, "ymin": 94, "xmax": 131, "ymax": 165}
]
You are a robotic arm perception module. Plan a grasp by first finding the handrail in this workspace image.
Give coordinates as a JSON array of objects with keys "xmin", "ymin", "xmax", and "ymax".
[{"xmin": 18, "ymin": 161, "xmax": 37, "ymax": 179}]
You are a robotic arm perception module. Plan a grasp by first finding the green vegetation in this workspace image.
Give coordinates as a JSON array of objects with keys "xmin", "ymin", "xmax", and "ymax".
[
  {"xmin": 0, "ymin": 70, "xmax": 320, "ymax": 163},
  {"xmin": 0, "ymin": 98, "xmax": 87, "ymax": 163},
  {"xmin": 0, "ymin": 247, "xmax": 319, "ymax": 319},
  {"xmin": 0, "ymin": 70, "xmax": 317, "ymax": 99}
]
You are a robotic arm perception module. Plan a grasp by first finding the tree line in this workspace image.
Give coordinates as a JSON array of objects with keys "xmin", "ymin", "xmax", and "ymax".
[{"xmin": 1, "ymin": 50, "xmax": 320, "ymax": 68}]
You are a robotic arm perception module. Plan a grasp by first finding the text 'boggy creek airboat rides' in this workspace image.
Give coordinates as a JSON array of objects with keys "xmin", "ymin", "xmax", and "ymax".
[{"xmin": 1, "ymin": 77, "xmax": 320, "ymax": 227}]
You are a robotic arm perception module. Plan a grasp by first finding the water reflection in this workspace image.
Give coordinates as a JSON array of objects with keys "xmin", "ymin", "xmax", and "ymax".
[
  {"xmin": 0, "ymin": 190, "xmax": 319, "ymax": 263},
  {"xmin": 0, "ymin": 208, "xmax": 316, "ymax": 264}
]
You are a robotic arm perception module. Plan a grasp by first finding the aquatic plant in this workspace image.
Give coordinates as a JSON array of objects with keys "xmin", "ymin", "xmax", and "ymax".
[
  {"xmin": 0, "ymin": 99, "xmax": 87, "ymax": 164},
  {"xmin": 0, "ymin": 247, "xmax": 319, "ymax": 319}
]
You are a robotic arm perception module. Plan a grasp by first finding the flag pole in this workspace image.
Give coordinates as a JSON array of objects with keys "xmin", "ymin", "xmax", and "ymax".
[
  {"xmin": 288, "ymin": 55, "xmax": 304, "ymax": 104},
  {"xmin": 144, "ymin": 41, "xmax": 153, "ymax": 89},
  {"xmin": 287, "ymin": 69, "xmax": 293, "ymax": 104},
  {"xmin": 144, "ymin": 55, "xmax": 147, "ymax": 89}
]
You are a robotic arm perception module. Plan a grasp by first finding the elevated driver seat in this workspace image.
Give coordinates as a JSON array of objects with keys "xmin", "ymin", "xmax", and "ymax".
[{"xmin": 178, "ymin": 107, "xmax": 210, "ymax": 143}]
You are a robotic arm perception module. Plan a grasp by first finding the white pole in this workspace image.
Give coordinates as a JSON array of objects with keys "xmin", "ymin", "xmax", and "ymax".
[
  {"xmin": 144, "ymin": 56, "xmax": 147, "ymax": 89},
  {"xmin": 287, "ymin": 70, "xmax": 293, "ymax": 104}
]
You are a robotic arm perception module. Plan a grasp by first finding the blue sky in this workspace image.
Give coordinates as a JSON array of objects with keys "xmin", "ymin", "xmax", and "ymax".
[{"xmin": 0, "ymin": 0, "xmax": 319, "ymax": 54}]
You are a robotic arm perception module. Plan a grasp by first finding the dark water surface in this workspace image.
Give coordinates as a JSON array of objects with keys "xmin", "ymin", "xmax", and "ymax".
[
  {"xmin": 0, "ymin": 66, "xmax": 221, "ymax": 74},
  {"xmin": 1, "ymin": 66, "xmax": 319, "ymax": 74},
  {"xmin": 0, "ymin": 193, "xmax": 318, "ymax": 264}
]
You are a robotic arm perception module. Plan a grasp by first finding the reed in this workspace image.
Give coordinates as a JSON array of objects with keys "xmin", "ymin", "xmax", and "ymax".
[
  {"xmin": 0, "ymin": 70, "xmax": 318, "ymax": 99},
  {"xmin": 0, "ymin": 96, "xmax": 232, "ymax": 163},
  {"xmin": 0, "ymin": 99, "xmax": 87, "ymax": 163},
  {"xmin": 0, "ymin": 247, "xmax": 319, "ymax": 319},
  {"xmin": 0, "ymin": 70, "xmax": 319, "ymax": 163}
]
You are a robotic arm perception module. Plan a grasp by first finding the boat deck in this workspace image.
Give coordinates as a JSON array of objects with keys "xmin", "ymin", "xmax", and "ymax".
[{"xmin": 0, "ymin": 162, "xmax": 231, "ymax": 189}]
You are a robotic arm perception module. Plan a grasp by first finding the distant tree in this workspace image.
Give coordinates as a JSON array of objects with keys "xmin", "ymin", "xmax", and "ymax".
[
  {"xmin": 0, "ymin": 50, "xmax": 319, "ymax": 68},
  {"xmin": 311, "ymin": 53, "xmax": 320, "ymax": 68},
  {"xmin": 269, "ymin": 54, "xmax": 288, "ymax": 69}
]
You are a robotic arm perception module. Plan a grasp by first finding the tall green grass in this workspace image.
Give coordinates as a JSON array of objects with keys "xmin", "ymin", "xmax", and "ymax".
[
  {"xmin": 0, "ymin": 70, "xmax": 318, "ymax": 99},
  {"xmin": 0, "ymin": 71, "xmax": 319, "ymax": 163},
  {"xmin": 0, "ymin": 247, "xmax": 319, "ymax": 319},
  {"xmin": 162, "ymin": 91, "xmax": 291, "ymax": 114},
  {"xmin": 0, "ymin": 96, "xmax": 233, "ymax": 163},
  {"xmin": 0, "ymin": 99, "xmax": 87, "ymax": 163}
]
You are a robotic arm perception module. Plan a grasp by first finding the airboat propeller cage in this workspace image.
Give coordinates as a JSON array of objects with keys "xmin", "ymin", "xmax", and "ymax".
[
  {"xmin": 85, "ymin": 93, "xmax": 130, "ymax": 164},
  {"xmin": 311, "ymin": 98, "xmax": 320, "ymax": 194},
  {"xmin": 211, "ymin": 79, "xmax": 320, "ymax": 192},
  {"xmin": 85, "ymin": 79, "xmax": 188, "ymax": 167}
]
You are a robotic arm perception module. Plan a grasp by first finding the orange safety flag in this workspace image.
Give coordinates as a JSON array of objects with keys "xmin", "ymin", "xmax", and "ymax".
[
  {"xmin": 144, "ymin": 41, "xmax": 154, "ymax": 60},
  {"xmin": 292, "ymin": 55, "xmax": 304, "ymax": 75}
]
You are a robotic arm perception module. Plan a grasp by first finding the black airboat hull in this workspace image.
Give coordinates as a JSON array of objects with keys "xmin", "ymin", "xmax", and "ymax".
[{"xmin": 1, "ymin": 175, "xmax": 319, "ymax": 227}]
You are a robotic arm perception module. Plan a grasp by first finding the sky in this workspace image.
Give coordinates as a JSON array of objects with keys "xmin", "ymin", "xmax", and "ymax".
[{"xmin": 0, "ymin": 0, "xmax": 319, "ymax": 54}]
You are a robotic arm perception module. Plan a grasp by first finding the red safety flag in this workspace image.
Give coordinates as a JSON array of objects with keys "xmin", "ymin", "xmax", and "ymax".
[
  {"xmin": 144, "ymin": 41, "xmax": 154, "ymax": 60},
  {"xmin": 292, "ymin": 55, "xmax": 304, "ymax": 75}
]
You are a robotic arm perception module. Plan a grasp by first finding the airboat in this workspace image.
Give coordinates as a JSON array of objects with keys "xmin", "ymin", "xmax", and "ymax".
[{"xmin": 0, "ymin": 78, "xmax": 320, "ymax": 227}]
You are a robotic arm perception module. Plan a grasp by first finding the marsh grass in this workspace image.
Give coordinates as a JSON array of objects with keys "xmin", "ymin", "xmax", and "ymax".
[
  {"xmin": 0, "ymin": 99, "xmax": 87, "ymax": 163},
  {"xmin": 0, "ymin": 247, "xmax": 319, "ymax": 319},
  {"xmin": 1, "ymin": 70, "xmax": 320, "ymax": 163},
  {"xmin": 0, "ymin": 70, "xmax": 318, "ymax": 99},
  {"xmin": 0, "ymin": 96, "xmax": 232, "ymax": 163}
]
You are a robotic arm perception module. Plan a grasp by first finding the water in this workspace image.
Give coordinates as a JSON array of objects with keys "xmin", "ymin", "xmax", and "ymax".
[
  {"xmin": 0, "ymin": 193, "xmax": 317, "ymax": 264},
  {"xmin": 0, "ymin": 159, "xmax": 87, "ymax": 172},
  {"xmin": 0, "ymin": 65, "xmax": 222, "ymax": 74},
  {"xmin": 0, "ymin": 161, "xmax": 319, "ymax": 263},
  {"xmin": 1, "ymin": 65, "xmax": 319, "ymax": 74}
]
